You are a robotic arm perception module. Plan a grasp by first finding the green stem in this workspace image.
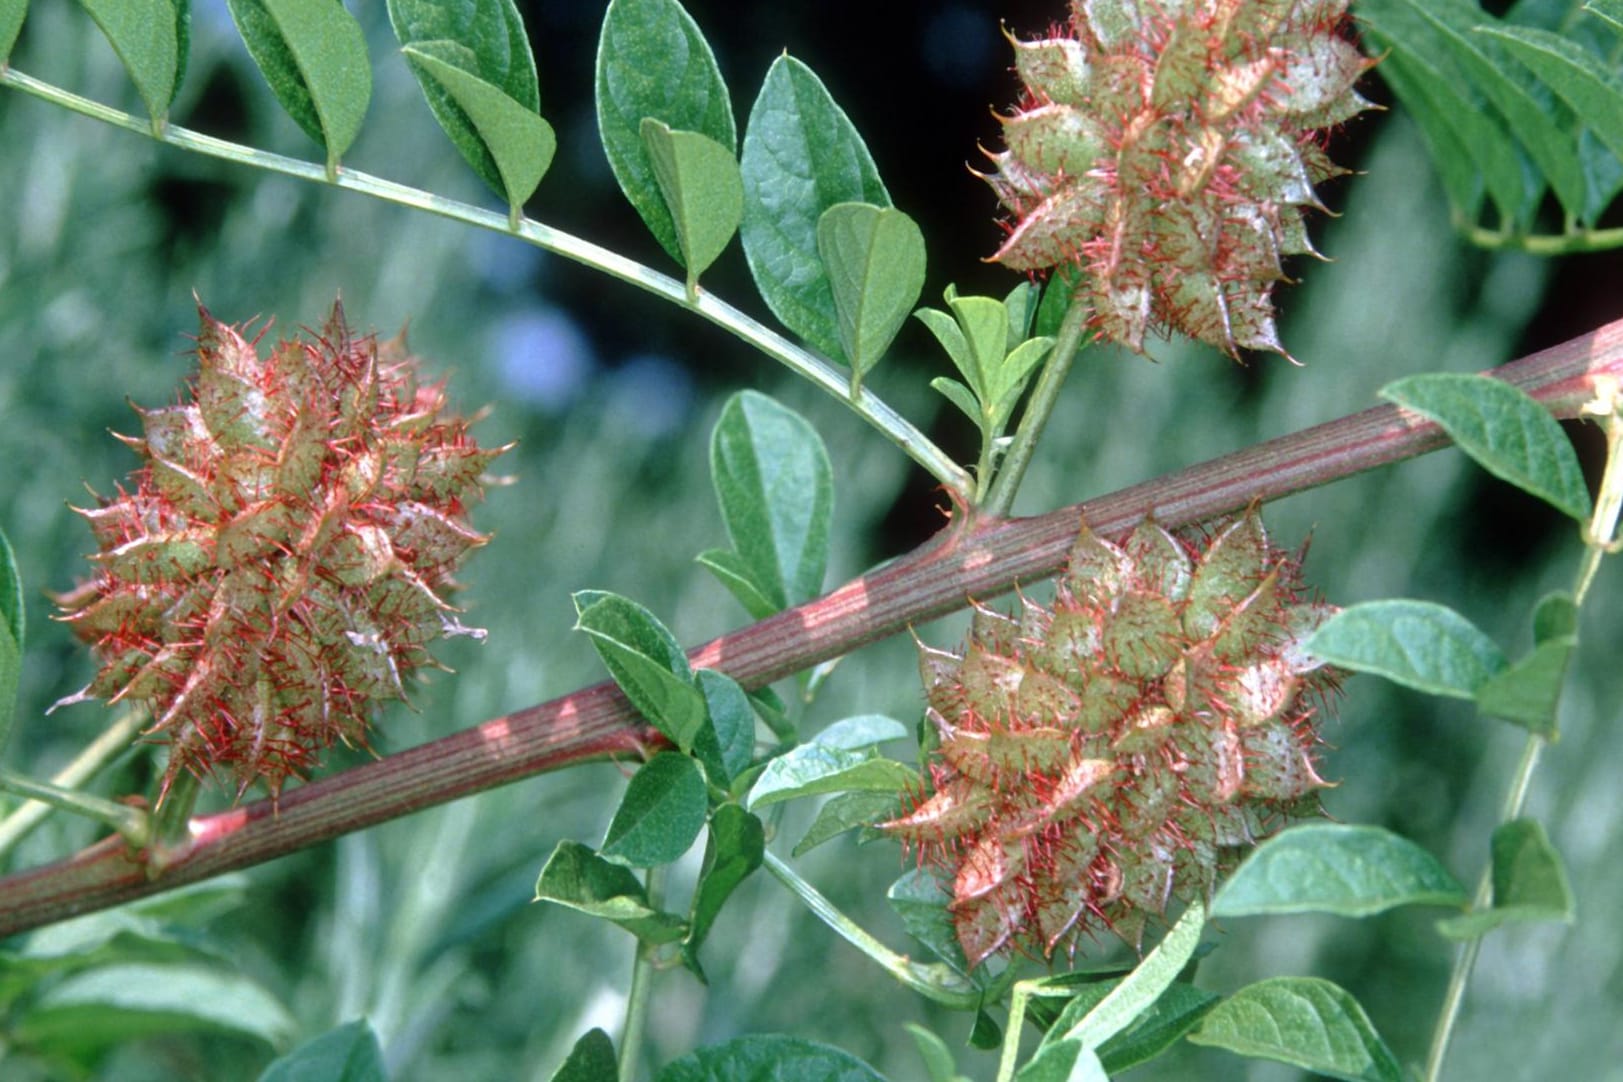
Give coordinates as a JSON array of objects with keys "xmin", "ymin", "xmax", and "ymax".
[
  {"xmin": 0, "ymin": 708, "xmax": 147, "ymax": 859},
  {"xmin": 983, "ymin": 304, "xmax": 1090, "ymax": 517},
  {"xmin": 1463, "ymin": 222, "xmax": 1623, "ymax": 255},
  {"xmin": 1425, "ymin": 384, "xmax": 1623, "ymax": 1082},
  {"xmin": 0, "ymin": 767, "xmax": 148, "ymax": 849},
  {"xmin": 761, "ymin": 850, "xmax": 980, "ymax": 1010},
  {"xmin": 1422, "ymin": 735, "xmax": 1543, "ymax": 1082},
  {"xmin": 0, "ymin": 66, "xmax": 970, "ymax": 496},
  {"xmin": 618, "ymin": 865, "xmax": 664, "ymax": 1082}
]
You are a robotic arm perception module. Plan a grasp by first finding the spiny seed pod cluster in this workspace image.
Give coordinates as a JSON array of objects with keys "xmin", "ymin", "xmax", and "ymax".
[
  {"xmin": 882, "ymin": 511, "xmax": 1336, "ymax": 965},
  {"xmin": 985, "ymin": 0, "xmax": 1374, "ymax": 358},
  {"xmin": 55, "ymin": 302, "xmax": 507, "ymax": 800}
]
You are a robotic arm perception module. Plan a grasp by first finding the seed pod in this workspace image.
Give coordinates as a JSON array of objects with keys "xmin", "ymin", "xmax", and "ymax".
[
  {"xmin": 55, "ymin": 302, "xmax": 509, "ymax": 801},
  {"xmin": 882, "ymin": 510, "xmax": 1336, "ymax": 965}
]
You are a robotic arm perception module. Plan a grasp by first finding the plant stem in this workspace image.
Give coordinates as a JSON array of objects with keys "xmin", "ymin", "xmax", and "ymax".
[
  {"xmin": 761, "ymin": 850, "xmax": 980, "ymax": 1009},
  {"xmin": 0, "ymin": 319, "xmax": 1617, "ymax": 935},
  {"xmin": 1424, "ymin": 379, "xmax": 1623, "ymax": 1082},
  {"xmin": 0, "ymin": 708, "xmax": 146, "ymax": 859},
  {"xmin": 619, "ymin": 865, "xmax": 664, "ymax": 1082},
  {"xmin": 983, "ymin": 304, "xmax": 1090, "ymax": 517},
  {"xmin": 0, "ymin": 767, "xmax": 148, "ymax": 849},
  {"xmin": 0, "ymin": 67, "xmax": 971, "ymax": 496}
]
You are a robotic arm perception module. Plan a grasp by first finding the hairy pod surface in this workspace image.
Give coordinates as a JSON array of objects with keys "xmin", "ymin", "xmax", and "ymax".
[
  {"xmin": 883, "ymin": 510, "xmax": 1337, "ymax": 964},
  {"xmin": 986, "ymin": 0, "xmax": 1374, "ymax": 358},
  {"xmin": 55, "ymin": 303, "xmax": 507, "ymax": 801}
]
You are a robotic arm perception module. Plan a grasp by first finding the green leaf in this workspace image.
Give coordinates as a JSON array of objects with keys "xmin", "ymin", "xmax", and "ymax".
[
  {"xmin": 0, "ymin": 526, "xmax": 20, "ymax": 648},
  {"xmin": 573, "ymin": 591, "xmax": 706, "ymax": 751},
  {"xmin": 1378, "ymin": 0, "xmax": 1590, "ymax": 221},
  {"xmin": 596, "ymin": 0, "xmax": 735, "ymax": 265},
  {"xmin": 793, "ymin": 790, "xmax": 900, "ymax": 856},
  {"xmin": 1360, "ymin": 47, "xmax": 1482, "ymax": 216},
  {"xmin": 1475, "ymin": 636, "xmax": 1574, "ymax": 737},
  {"xmin": 1015, "ymin": 1040, "xmax": 1107, "ymax": 1082},
  {"xmin": 552, "ymin": 1029, "xmax": 618, "ymax": 1082},
  {"xmin": 1356, "ymin": 1, "xmax": 1535, "ymax": 227},
  {"xmin": 682, "ymin": 803, "xmax": 764, "ymax": 976},
  {"xmin": 1188, "ymin": 977, "xmax": 1405, "ymax": 1082},
  {"xmin": 695, "ymin": 547, "xmax": 778, "ymax": 621},
  {"xmin": 1054, "ymin": 900, "xmax": 1206, "ymax": 1050},
  {"xmin": 226, "ymin": 0, "xmax": 370, "ymax": 166},
  {"xmin": 709, "ymin": 390, "xmax": 833, "ymax": 614},
  {"xmin": 534, "ymin": 841, "xmax": 687, "ymax": 944},
  {"xmin": 812, "ymin": 713, "xmax": 909, "ymax": 749},
  {"xmin": 400, "ymin": 44, "xmax": 554, "ymax": 210},
  {"xmin": 887, "ymin": 868, "xmax": 970, "ymax": 976},
  {"xmin": 656, "ymin": 1035, "xmax": 887, "ymax": 1082},
  {"xmin": 1034, "ymin": 266, "xmax": 1083, "ymax": 339},
  {"xmin": 1479, "ymin": 23, "xmax": 1623, "ymax": 164},
  {"xmin": 13, "ymin": 963, "xmax": 297, "ymax": 1050},
  {"xmin": 640, "ymin": 119, "xmax": 743, "ymax": 289},
  {"xmin": 77, "ymin": 0, "xmax": 184, "ymax": 123},
  {"xmin": 1382, "ymin": 373, "xmax": 1592, "ymax": 521},
  {"xmin": 1589, "ymin": 0, "xmax": 1623, "ymax": 32},
  {"xmin": 1214, "ymin": 823, "xmax": 1468, "ymax": 917},
  {"xmin": 602, "ymin": 751, "xmax": 708, "ymax": 867},
  {"xmin": 905, "ymin": 1024, "xmax": 969, "ymax": 1082},
  {"xmin": 257, "ymin": 1020, "xmax": 386, "ymax": 1082},
  {"xmin": 2, "ymin": 0, "xmax": 26, "ymax": 66},
  {"xmin": 740, "ymin": 54, "xmax": 890, "ymax": 360},
  {"xmin": 388, "ymin": 0, "xmax": 543, "ymax": 206},
  {"xmin": 931, "ymin": 381, "xmax": 985, "ymax": 437},
  {"xmin": 746, "ymin": 743, "xmax": 914, "ymax": 809},
  {"xmin": 1532, "ymin": 591, "xmax": 1579, "ymax": 643},
  {"xmin": 1437, "ymin": 818, "xmax": 1575, "ymax": 939},
  {"xmin": 0, "ymin": 529, "xmax": 19, "ymax": 751},
  {"xmin": 816, "ymin": 202, "xmax": 926, "ymax": 386},
  {"xmin": 1096, "ymin": 982, "xmax": 1220, "ymax": 1075},
  {"xmin": 693, "ymin": 668, "xmax": 755, "ymax": 785},
  {"xmin": 1306, "ymin": 599, "xmax": 1507, "ymax": 699}
]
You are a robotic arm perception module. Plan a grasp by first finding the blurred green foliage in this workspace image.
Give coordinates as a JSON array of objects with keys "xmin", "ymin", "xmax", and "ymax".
[{"xmin": 1, "ymin": 2, "xmax": 1620, "ymax": 1080}]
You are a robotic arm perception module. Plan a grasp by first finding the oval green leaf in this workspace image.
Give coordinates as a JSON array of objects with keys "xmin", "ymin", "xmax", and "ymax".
[
  {"xmin": 1097, "ymin": 982, "xmax": 1220, "ymax": 1075},
  {"xmin": 15, "ymin": 963, "xmax": 296, "ymax": 1050},
  {"xmin": 402, "ymin": 45, "xmax": 555, "ymax": 209},
  {"xmin": 1188, "ymin": 977, "xmax": 1405, "ymax": 1082},
  {"xmin": 692, "ymin": 668, "xmax": 754, "ymax": 785},
  {"xmin": 534, "ymin": 840, "xmax": 687, "ymax": 944},
  {"xmin": 1213, "ymin": 823, "xmax": 1468, "ymax": 918},
  {"xmin": 656, "ymin": 1035, "xmax": 886, "ymax": 1082},
  {"xmin": 709, "ymin": 390, "xmax": 832, "ymax": 614},
  {"xmin": 793, "ymin": 790, "xmax": 900, "ymax": 856},
  {"xmin": 1382, "ymin": 373, "xmax": 1592, "ymax": 521},
  {"xmin": 1437, "ymin": 818, "xmax": 1575, "ymax": 939},
  {"xmin": 640, "ymin": 119, "xmax": 743, "ymax": 287},
  {"xmin": 227, "ymin": 0, "xmax": 370, "ymax": 166},
  {"xmin": 1057, "ymin": 900, "xmax": 1205, "ymax": 1050},
  {"xmin": 740, "ymin": 54, "xmax": 890, "ymax": 360},
  {"xmin": 746, "ymin": 743, "xmax": 915, "ymax": 809},
  {"xmin": 1479, "ymin": 24, "xmax": 1623, "ymax": 164},
  {"xmin": 0, "ymin": 527, "xmax": 20, "ymax": 751},
  {"xmin": 1475, "ymin": 635, "xmax": 1574, "ymax": 737},
  {"xmin": 77, "ymin": 0, "xmax": 184, "ymax": 123},
  {"xmin": 388, "ymin": 0, "xmax": 540, "ymax": 202},
  {"xmin": 551, "ymin": 1028, "xmax": 618, "ymax": 1082},
  {"xmin": 602, "ymin": 751, "xmax": 708, "ymax": 868},
  {"xmin": 695, "ymin": 547, "xmax": 778, "ymax": 621},
  {"xmin": 2, "ymin": 0, "xmax": 26, "ymax": 66},
  {"xmin": 887, "ymin": 868, "xmax": 970, "ymax": 976},
  {"xmin": 596, "ymin": 0, "xmax": 735, "ymax": 264},
  {"xmin": 816, "ymin": 202, "xmax": 926, "ymax": 386},
  {"xmin": 1306, "ymin": 599, "xmax": 1507, "ymax": 699},
  {"xmin": 573, "ymin": 590, "xmax": 706, "ymax": 750},
  {"xmin": 682, "ymin": 803, "xmax": 764, "ymax": 976},
  {"xmin": 258, "ymin": 1020, "xmax": 386, "ymax": 1082},
  {"xmin": 812, "ymin": 714, "xmax": 908, "ymax": 750}
]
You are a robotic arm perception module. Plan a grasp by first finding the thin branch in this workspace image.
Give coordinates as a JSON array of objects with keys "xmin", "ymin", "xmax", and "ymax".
[{"xmin": 0, "ymin": 319, "xmax": 1618, "ymax": 937}]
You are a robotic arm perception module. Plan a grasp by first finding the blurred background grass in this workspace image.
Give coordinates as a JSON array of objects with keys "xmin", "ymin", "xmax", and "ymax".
[{"xmin": 2, "ymin": 1, "xmax": 1621, "ymax": 1079}]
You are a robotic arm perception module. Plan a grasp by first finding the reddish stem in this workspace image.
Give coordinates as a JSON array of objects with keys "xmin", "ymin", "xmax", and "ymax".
[{"xmin": 1, "ymin": 320, "xmax": 1619, "ymax": 938}]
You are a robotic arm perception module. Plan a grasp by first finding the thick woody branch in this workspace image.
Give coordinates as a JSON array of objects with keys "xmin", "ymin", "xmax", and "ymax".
[{"xmin": 1, "ymin": 320, "xmax": 1618, "ymax": 938}]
